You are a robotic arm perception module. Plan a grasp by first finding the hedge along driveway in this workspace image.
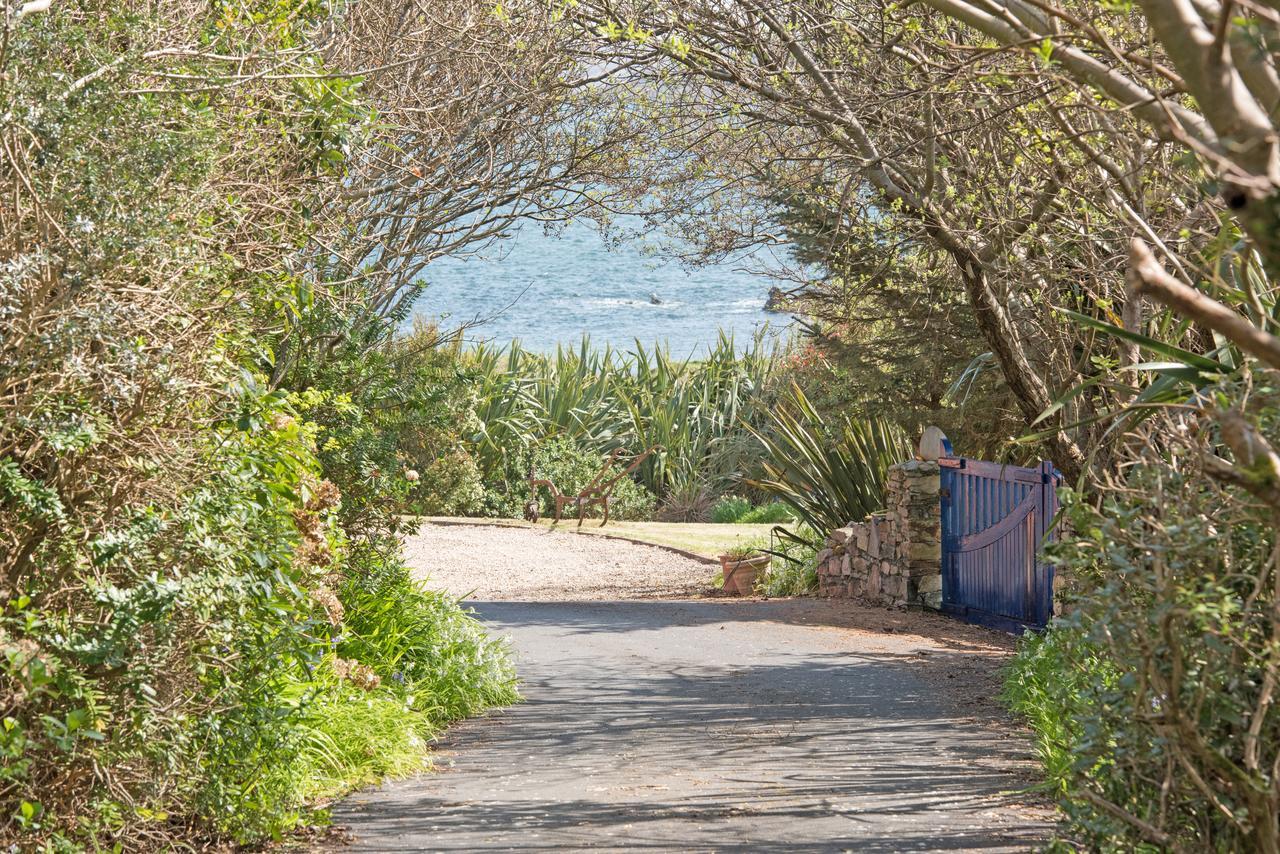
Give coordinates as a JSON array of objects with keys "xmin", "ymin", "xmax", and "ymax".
[{"xmin": 333, "ymin": 524, "xmax": 1054, "ymax": 850}]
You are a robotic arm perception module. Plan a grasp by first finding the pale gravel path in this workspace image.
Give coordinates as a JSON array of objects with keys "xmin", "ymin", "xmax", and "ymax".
[{"xmin": 403, "ymin": 522, "xmax": 717, "ymax": 601}]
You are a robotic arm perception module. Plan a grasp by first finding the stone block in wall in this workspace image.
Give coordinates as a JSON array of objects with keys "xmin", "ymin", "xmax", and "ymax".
[
  {"xmin": 909, "ymin": 474, "xmax": 941, "ymax": 493},
  {"xmin": 881, "ymin": 574, "xmax": 906, "ymax": 603},
  {"xmin": 1052, "ymin": 569, "xmax": 1072, "ymax": 616},
  {"xmin": 906, "ymin": 559, "xmax": 939, "ymax": 579},
  {"xmin": 909, "ymin": 541, "xmax": 941, "ymax": 562},
  {"xmin": 907, "ymin": 505, "xmax": 938, "ymax": 523},
  {"xmin": 868, "ymin": 513, "xmax": 886, "ymax": 555},
  {"xmin": 866, "ymin": 563, "xmax": 882, "ymax": 599},
  {"xmin": 910, "ymin": 574, "xmax": 943, "ymax": 610}
]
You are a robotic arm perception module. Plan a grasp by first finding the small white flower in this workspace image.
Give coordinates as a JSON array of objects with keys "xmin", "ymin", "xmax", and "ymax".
[{"xmin": 72, "ymin": 215, "xmax": 95, "ymax": 234}]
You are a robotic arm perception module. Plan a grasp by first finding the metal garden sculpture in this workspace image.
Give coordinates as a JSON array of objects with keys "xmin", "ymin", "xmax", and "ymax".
[{"xmin": 525, "ymin": 445, "xmax": 661, "ymax": 527}]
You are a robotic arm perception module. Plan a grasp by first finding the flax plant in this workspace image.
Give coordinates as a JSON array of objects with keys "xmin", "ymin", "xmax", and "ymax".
[{"xmin": 467, "ymin": 333, "xmax": 781, "ymax": 504}]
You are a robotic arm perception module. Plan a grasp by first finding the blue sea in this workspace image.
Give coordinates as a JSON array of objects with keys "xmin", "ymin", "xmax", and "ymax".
[{"xmin": 408, "ymin": 220, "xmax": 795, "ymax": 356}]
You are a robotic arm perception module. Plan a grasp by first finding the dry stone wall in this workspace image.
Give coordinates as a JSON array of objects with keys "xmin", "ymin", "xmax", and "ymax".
[{"xmin": 815, "ymin": 460, "xmax": 943, "ymax": 609}]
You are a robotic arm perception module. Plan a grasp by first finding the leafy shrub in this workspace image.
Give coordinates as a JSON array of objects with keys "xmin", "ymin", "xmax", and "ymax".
[
  {"xmin": 739, "ymin": 502, "xmax": 795, "ymax": 524},
  {"xmin": 0, "ymin": 7, "xmax": 514, "ymax": 844},
  {"xmin": 760, "ymin": 532, "xmax": 819, "ymax": 596},
  {"xmin": 722, "ymin": 539, "xmax": 767, "ymax": 561},
  {"xmin": 1005, "ymin": 451, "xmax": 1280, "ymax": 850},
  {"xmin": 711, "ymin": 496, "xmax": 751, "ymax": 523},
  {"xmin": 283, "ymin": 568, "xmax": 517, "ymax": 804},
  {"xmin": 413, "ymin": 447, "xmax": 485, "ymax": 516},
  {"xmin": 337, "ymin": 568, "xmax": 518, "ymax": 723},
  {"xmin": 286, "ymin": 322, "xmax": 485, "ymax": 537},
  {"xmin": 710, "ymin": 497, "xmax": 795, "ymax": 524},
  {"xmin": 469, "ymin": 334, "xmax": 780, "ymax": 502},
  {"xmin": 1, "ymin": 382, "xmax": 339, "ymax": 846}
]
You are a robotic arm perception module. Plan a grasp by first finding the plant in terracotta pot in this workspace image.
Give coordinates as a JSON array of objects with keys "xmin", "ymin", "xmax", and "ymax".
[{"xmin": 718, "ymin": 541, "xmax": 771, "ymax": 596}]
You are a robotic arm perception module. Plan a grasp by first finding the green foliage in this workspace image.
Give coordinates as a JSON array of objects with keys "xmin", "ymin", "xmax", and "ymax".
[
  {"xmin": 711, "ymin": 496, "xmax": 751, "ymax": 523},
  {"xmin": 0, "ymin": 5, "xmax": 513, "ymax": 848},
  {"xmin": 738, "ymin": 502, "xmax": 796, "ymax": 524},
  {"xmin": 775, "ymin": 184, "xmax": 1024, "ymax": 460},
  {"xmin": 1006, "ymin": 450, "xmax": 1280, "ymax": 849},
  {"xmin": 722, "ymin": 539, "xmax": 766, "ymax": 561},
  {"xmin": 1003, "ymin": 234, "xmax": 1280, "ymax": 850},
  {"xmin": 287, "ymin": 676, "xmax": 437, "ymax": 804},
  {"xmin": 468, "ymin": 334, "xmax": 781, "ymax": 517},
  {"xmin": 285, "ymin": 321, "xmax": 485, "ymax": 539},
  {"xmin": 1002, "ymin": 627, "xmax": 1112, "ymax": 801},
  {"xmin": 710, "ymin": 496, "xmax": 794, "ymax": 524},
  {"xmin": 337, "ymin": 569, "xmax": 518, "ymax": 722},
  {"xmin": 748, "ymin": 383, "xmax": 912, "ymax": 542},
  {"xmin": 1, "ymin": 379, "xmax": 336, "ymax": 846},
  {"xmin": 284, "ymin": 569, "xmax": 517, "ymax": 804},
  {"xmin": 759, "ymin": 533, "xmax": 820, "ymax": 597}
]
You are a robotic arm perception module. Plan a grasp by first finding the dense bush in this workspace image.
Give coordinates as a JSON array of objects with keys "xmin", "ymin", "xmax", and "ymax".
[
  {"xmin": 1, "ymin": 386, "xmax": 339, "ymax": 845},
  {"xmin": 284, "ymin": 320, "xmax": 487, "ymax": 534},
  {"xmin": 470, "ymin": 335, "xmax": 782, "ymax": 515},
  {"xmin": 775, "ymin": 195, "xmax": 1027, "ymax": 463},
  {"xmin": 710, "ymin": 496, "xmax": 751, "ymax": 523},
  {"xmin": 749, "ymin": 383, "xmax": 912, "ymax": 543},
  {"xmin": 739, "ymin": 503, "xmax": 796, "ymax": 524},
  {"xmin": 759, "ymin": 533, "xmax": 820, "ymax": 597},
  {"xmin": 0, "ymin": 3, "xmax": 515, "ymax": 847},
  {"xmin": 285, "ymin": 568, "xmax": 516, "ymax": 805},
  {"xmin": 1006, "ymin": 441, "xmax": 1280, "ymax": 850},
  {"xmin": 710, "ymin": 497, "xmax": 795, "ymax": 524}
]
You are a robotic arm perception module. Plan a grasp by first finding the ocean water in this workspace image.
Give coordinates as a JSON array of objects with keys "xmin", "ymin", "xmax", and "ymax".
[{"xmin": 407, "ymin": 219, "xmax": 794, "ymax": 356}]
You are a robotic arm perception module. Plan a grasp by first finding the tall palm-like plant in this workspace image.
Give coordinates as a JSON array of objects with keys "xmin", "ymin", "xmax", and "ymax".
[{"xmin": 748, "ymin": 383, "xmax": 912, "ymax": 542}]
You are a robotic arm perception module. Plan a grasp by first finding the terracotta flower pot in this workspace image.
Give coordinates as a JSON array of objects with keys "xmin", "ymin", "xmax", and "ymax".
[{"xmin": 719, "ymin": 553, "xmax": 771, "ymax": 596}]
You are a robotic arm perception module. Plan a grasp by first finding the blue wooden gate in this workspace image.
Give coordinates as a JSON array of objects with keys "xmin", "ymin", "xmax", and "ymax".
[{"xmin": 938, "ymin": 457, "xmax": 1060, "ymax": 631}]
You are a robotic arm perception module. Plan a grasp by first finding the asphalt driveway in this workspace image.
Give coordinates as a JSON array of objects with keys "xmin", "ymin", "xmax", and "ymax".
[{"xmin": 332, "ymin": 597, "xmax": 1051, "ymax": 851}]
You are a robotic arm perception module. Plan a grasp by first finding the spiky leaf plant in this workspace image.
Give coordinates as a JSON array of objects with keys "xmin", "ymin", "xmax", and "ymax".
[{"xmin": 747, "ymin": 383, "xmax": 911, "ymax": 542}]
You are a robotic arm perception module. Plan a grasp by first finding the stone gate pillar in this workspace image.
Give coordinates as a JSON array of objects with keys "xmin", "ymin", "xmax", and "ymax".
[
  {"xmin": 816, "ymin": 437, "xmax": 944, "ymax": 610},
  {"xmin": 888, "ymin": 460, "xmax": 942, "ymax": 609}
]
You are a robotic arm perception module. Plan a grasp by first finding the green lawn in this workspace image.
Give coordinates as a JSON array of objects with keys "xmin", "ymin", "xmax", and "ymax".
[
  {"xmin": 534, "ymin": 519, "xmax": 788, "ymax": 560},
  {"xmin": 422, "ymin": 517, "xmax": 788, "ymax": 561}
]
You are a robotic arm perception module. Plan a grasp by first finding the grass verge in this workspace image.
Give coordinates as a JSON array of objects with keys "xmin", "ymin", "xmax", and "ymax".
[{"xmin": 279, "ymin": 573, "xmax": 518, "ymax": 821}]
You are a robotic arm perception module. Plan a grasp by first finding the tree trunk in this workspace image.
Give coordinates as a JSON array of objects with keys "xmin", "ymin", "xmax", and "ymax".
[{"xmin": 946, "ymin": 241, "xmax": 1086, "ymax": 481}]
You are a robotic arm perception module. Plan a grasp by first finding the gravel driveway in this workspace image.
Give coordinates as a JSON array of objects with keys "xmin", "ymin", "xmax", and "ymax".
[{"xmin": 404, "ymin": 521, "xmax": 717, "ymax": 600}]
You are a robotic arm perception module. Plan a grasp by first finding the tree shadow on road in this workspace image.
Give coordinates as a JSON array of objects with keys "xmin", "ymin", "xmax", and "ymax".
[{"xmin": 467, "ymin": 598, "xmax": 1016, "ymax": 654}]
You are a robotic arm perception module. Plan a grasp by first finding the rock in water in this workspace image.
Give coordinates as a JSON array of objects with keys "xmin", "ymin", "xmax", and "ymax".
[
  {"xmin": 764, "ymin": 286, "xmax": 787, "ymax": 313},
  {"xmin": 649, "ymin": 292, "xmax": 663, "ymax": 305}
]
